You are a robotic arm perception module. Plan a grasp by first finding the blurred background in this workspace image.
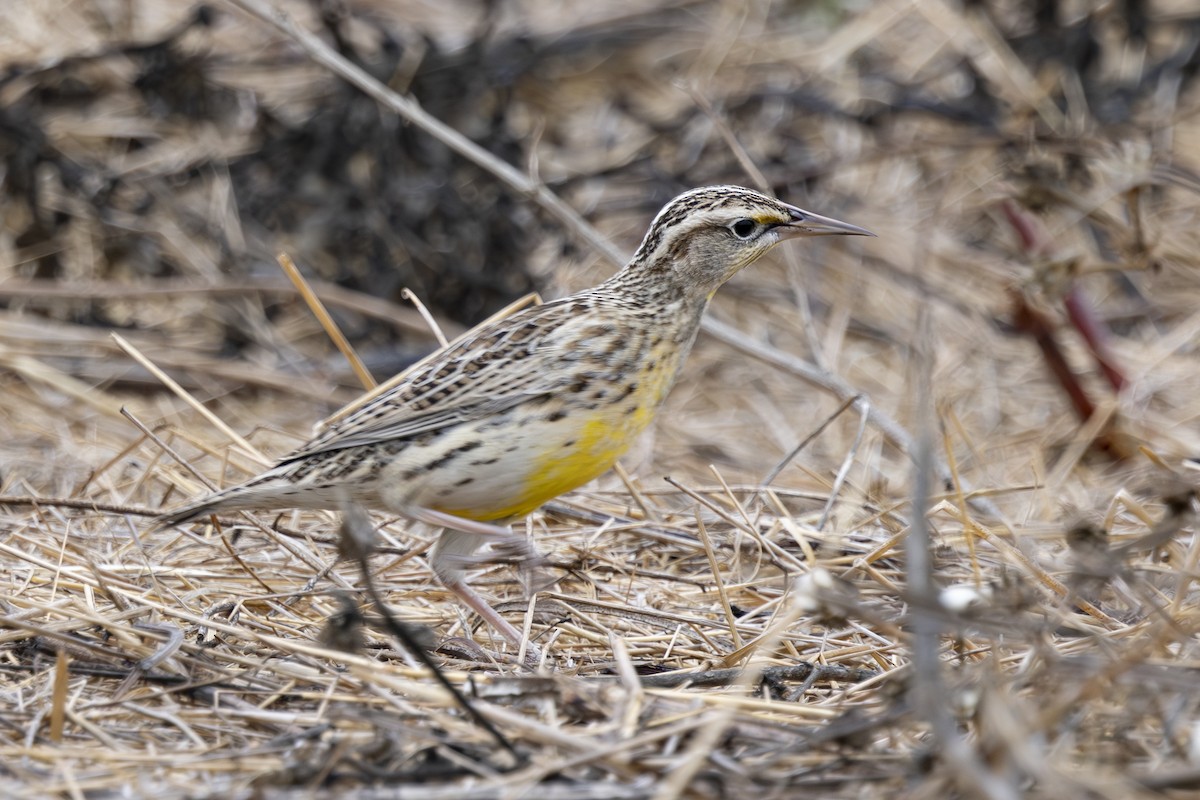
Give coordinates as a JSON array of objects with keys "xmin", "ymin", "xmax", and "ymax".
[
  {"xmin": 3, "ymin": 0, "xmax": 1200, "ymax": 796},
  {"xmin": 3, "ymin": 1, "xmax": 1199, "ymax": 484}
]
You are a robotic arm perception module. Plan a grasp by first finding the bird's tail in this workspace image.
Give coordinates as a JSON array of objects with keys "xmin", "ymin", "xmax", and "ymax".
[{"xmin": 156, "ymin": 471, "xmax": 295, "ymax": 528}]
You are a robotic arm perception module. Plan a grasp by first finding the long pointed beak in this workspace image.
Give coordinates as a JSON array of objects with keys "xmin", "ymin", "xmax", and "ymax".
[{"xmin": 780, "ymin": 204, "xmax": 875, "ymax": 238}]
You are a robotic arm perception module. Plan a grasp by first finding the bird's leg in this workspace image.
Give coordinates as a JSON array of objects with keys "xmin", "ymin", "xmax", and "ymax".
[
  {"xmin": 407, "ymin": 506, "xmax": 517, "ymax": 538},
  {"xmin": 406, "ymin": 505, "xmax": 544, "ymax": 577},
  {"xmin": 416, "ymin": 514, "xmax": 543, "ymax": 669}
]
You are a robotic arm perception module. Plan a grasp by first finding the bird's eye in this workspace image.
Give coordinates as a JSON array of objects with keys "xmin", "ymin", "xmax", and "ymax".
[{"xmin": 730, "ymin": 218, "xmax": 757, "ymax": 239}]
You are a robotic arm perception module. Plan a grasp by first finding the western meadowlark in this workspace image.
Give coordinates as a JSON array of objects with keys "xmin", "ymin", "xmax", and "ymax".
[{"xmin": 160, "ymin": 185, "xmax": 872, "ymax": 656}]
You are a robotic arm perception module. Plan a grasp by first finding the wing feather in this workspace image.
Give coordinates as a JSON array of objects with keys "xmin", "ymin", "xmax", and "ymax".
[{"xmin": 276, "ymin": 299, "xmax": 605, "ymax": 463}]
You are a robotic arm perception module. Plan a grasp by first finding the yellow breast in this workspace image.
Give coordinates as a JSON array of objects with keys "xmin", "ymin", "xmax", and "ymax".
[{"xmin": 438, "ymin": 342, "xmax": 683, "ymax": 522}]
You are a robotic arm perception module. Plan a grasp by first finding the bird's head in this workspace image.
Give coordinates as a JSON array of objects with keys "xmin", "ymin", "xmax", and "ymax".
[{"xmin": 626, "ymin": 185, "xmax": 873, "ymax": 298}]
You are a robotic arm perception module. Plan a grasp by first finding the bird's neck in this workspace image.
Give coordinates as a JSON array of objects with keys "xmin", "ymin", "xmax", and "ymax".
[{"xmin": 599, "ymin": 260, "xmax": 709, "ymax": 320}]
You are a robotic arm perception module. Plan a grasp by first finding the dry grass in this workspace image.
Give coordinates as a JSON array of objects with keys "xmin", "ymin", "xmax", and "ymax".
[{"xmin": 3, "ymin": 1, "xmax": 1200, "ymax": 798}]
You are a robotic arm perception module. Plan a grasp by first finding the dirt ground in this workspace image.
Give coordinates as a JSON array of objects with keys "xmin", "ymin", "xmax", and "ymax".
[{"xmin": 3, "ymin": 1, "xmax": 1200, "ymax": 797}]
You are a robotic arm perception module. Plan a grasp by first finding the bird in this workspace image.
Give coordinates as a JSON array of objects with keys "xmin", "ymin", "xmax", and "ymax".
[{"xmin": 159, "ymin": 185, "xmax": 873, "ymax": 659}]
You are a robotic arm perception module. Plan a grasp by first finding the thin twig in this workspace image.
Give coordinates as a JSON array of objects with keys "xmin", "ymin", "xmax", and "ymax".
[
  {"xmin": 111, "ymin": 333, "xmax": 268, "ymax": 466},
  {"xmin": 760, "ymin": 394, "xmax": 861, "ymax": 487},
  {"xmin": 336, "ymin": 500, "xmax": 523, "ymax": 765},
  {"xmin": 0, "ymin": 277, "xmax": 455, "ymax": 337},
  {"xmin": 277, "ymin": 253, "xmax": 376, "ymax": 391},
  {"xmin": 633, "ymin": 661, "xmax": 879, "ymax": 688},
  {"xmin": 401, "ymin": 288, "xmax": 450, "ymax": 349},
  {"xmin": 817, "ymin": 397, "xmax": 871, "ymax": 531}
]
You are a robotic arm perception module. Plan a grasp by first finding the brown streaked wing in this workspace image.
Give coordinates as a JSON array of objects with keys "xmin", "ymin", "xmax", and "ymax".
[{"xmin": 275, "ymin": 299, "xmax": 590, "ymax": 463}]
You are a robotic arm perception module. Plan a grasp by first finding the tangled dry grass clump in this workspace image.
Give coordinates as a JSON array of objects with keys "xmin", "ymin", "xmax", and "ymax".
[{"xmin": 2, "ymin": 1, "xmax": 1200, "ymax": 797}]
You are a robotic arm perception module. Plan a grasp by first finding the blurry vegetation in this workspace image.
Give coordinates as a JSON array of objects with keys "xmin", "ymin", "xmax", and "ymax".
[{"xmin": 2, "ymin": 0, "xmax": 1200, "ymax": 797}]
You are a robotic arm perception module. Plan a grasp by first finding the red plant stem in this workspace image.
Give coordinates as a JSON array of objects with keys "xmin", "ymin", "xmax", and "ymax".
[
  {"xmin": 1010, "ymin": 290, "xmax": 1096, "ymax": 422},
  {"xmin": 1001, "ymin": 199, "xmax": 1052, "ymax": 256},
  {"xmin": 1063, "ymin": 285, "xmax": 1127, "ymax": 393}
]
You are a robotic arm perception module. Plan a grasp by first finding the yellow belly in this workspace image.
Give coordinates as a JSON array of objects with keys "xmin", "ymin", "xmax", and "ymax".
[
  {"xmin": 431, "ymin": 340, "xmax": 684, "ymax": 522},
  {"xmin": 437, "ymin": 411, "xmax": 642, "ymax": 521}
]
